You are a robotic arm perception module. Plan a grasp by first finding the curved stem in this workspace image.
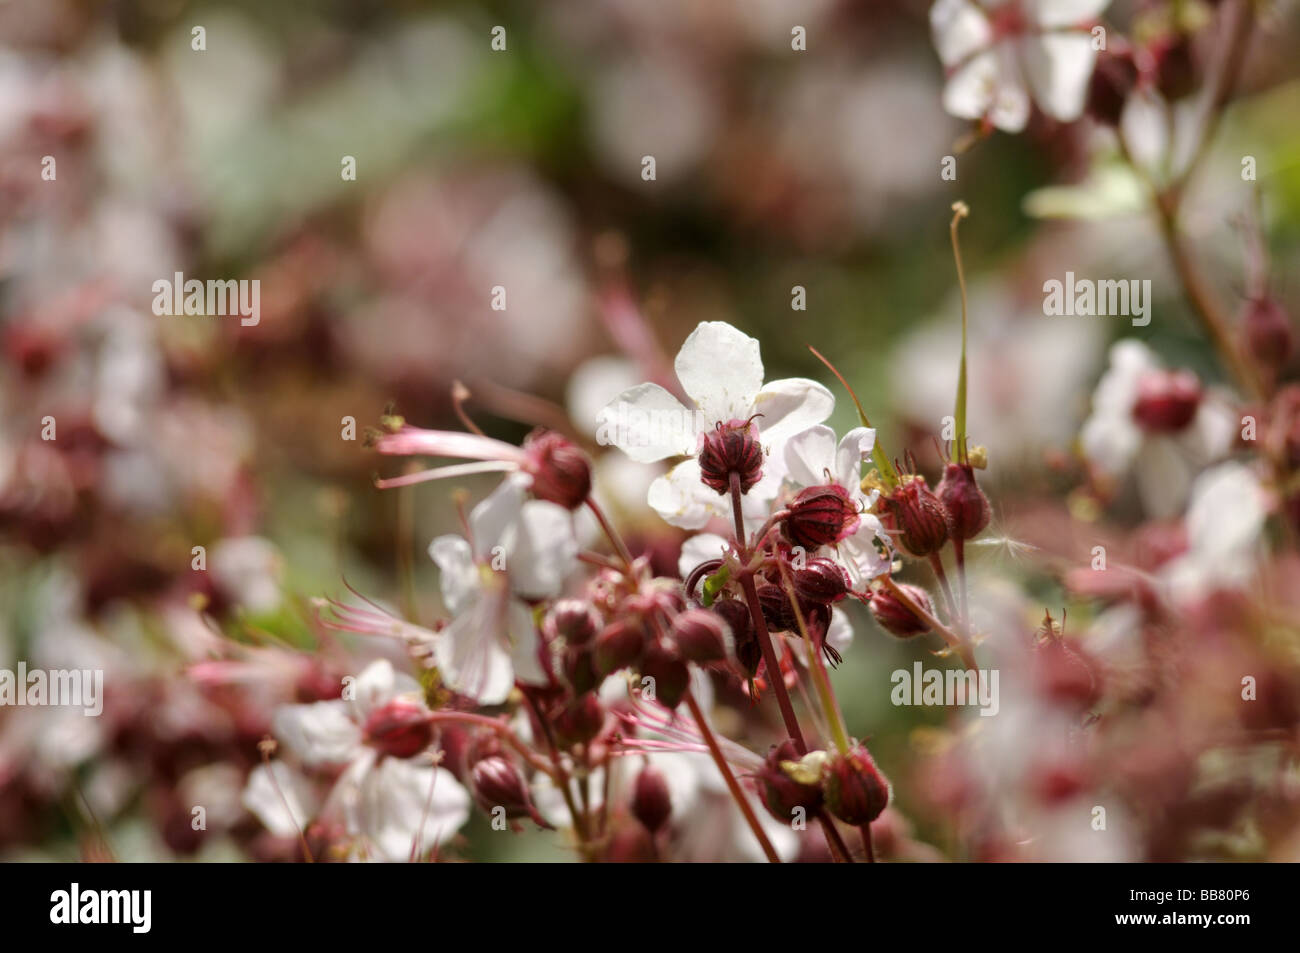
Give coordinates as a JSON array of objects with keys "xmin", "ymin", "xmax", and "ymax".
[
  {"xmin": 685, "ymin": 690, "xmax": 781, "ymax": 864},
  {"xmin": 586, "ymin": 497, "xmax": 634, "ymax": 569},
  {"xmin": 881, "ymin": 576, "xmax": 976, "ymax": 672},
  {"xmin": 860, "ymin": 823, "xmax": 876, "ymax": 863}
]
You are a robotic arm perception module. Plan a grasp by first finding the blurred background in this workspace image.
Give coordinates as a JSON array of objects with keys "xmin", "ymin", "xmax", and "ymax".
[{"xmin": 1, "ymin": 0, "xmax": 1299, "ymax": 860}]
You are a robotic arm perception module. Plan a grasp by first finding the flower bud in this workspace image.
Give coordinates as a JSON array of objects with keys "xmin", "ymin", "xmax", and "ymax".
[
  {"xmin": 594, "ymin": 618, "xmax": 646, "ymax": 676},
  {"xmin": 554, "ymin": 692, "xmax": 605, "ymax": 747},
  {"xmin": 523, "ymin": 429, "xmax": 592, "ymax": 510},
  {"xmin": 698, "ymin": 419, "xmax": 764, "ymax": 495},
  {"xmin": 937, "ymin": 462, "xmax": 990, "ymax": 541},
  {"xmin": 1132, "ymin": 370, "xmax": 1200, "ymax": 433},
  {"xmin": 362, "ymin": 699, "xmax": 433, "ymax": 758},
  {"xmin": 1152, "ymin": 33, "xmax": 1196, "ymax": 101},
  {"xmin": 782, "ymin": 484, "xmax": 860, "ymax": 550},
  {"xmin": 712, "ymin": 598, "xmax": 760, "ymax": 676},
  {"xmin": 471, "ymin": 755, "xmax": 533, "ymax": 819},
  {"xmin": 792, "ymin": 557, "xmax": 851, "ymax": 606},
  {"xmin": 877, "ymin": 476, "xmax": 948, "ymax": 557},
  {"xmin": 870, "ymin": 583, "xmax": 933, "ymax": 638},
  {"xmin": 546, "ymin": 599, "xmax": 600, "ymax": 646},
  {"xmin": 669, "ymin": 609, "xmax": 731, "ymax": 663},
  {"xmin": 823, "ymin": 744, "xmax": 890, "ymax": 826},
  {"xmin": 1086, "ymin": 49, "xmax": 1138, "ymax": 126},
  {"xmin": 639, "ymin": 640, "xmax": 690, "ymax": 710},
  {"xmin": 1241, "ymin": 296, "xmax": 1293, "ymax": 372},
  {"xmin": 756, "ymin": 741, "xmax": 823, "ymax": 823},
  {"xmin": 631, "ymin": 763, "xmax": 673, "ymax": 833},
  {"xmin": 562, "ymin": 644, "xmax": 598, "ymax": 695},
  {"xmin": 755, "ymin": 581, "xmax": 796, "ymax": 633}
]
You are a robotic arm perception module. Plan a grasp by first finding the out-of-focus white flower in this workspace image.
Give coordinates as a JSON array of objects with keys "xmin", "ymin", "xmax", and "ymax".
[
  {"xmin": 597, "ymin": 321, "xmax": 834, "ymax": 529},
  {"xmin": 930, "ymin": 0, "xmax": 1111, "ymax": 132},
  {"xmin": 242, "ymin": 761, "xmax": 320, "ymax": 839},
  {"xmin": 1080, "ymin": 340, "xmax": 1237, "ymax": 519},
  {"xmin": 210, "ymin": 536, "xmax": 283, "ymax": 614},
  {"xmin": 429, "ymin": 476, "xmax": 576, "ymax": 704},
  {"xmin": 254, "ymin": 659, "xmax": 471, "ymax": 860},
  {"xmin": 1162, "ymin": 462, "xmax": 1268, "ymax": 603}
]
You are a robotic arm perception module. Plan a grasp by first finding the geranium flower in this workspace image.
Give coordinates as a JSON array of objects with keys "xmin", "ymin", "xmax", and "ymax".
[
  {"xmin": 597, "ymin": 321, "xmax": 834, "ymax": 529},
  {"xmin": 429, "ymin": 475, "xmax": 577, "ymax": 704},
  {"xmin": 783, "ymin": 424, "xmax": 891, "ymax": 583},
  {"xmin": 930, "ymin": 0, "xmax": 1111, "ymax": 133},
  {"xmin": 246, "ymin": 659, "xmax": 470, "ymax": 861}
]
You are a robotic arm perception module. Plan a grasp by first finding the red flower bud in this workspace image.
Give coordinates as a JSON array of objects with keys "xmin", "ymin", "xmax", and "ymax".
[
  {"xmin": 792, "ymin": 557, "xmax": 851, "ymax": 606},
  {"xmin": 1151, "ymin": 33, "xmax": 1197, "ymax": 101},
  {"xmin": 756, "ymin": 741, "xmax": 823, "ymax": 823},
  {"xmin": 1241, "ymin": 297, "xmax": 1293, "ymax": 371},
  {"xmin": 471, "ymin": 755, "xmax": 534, "ymax": 820},
  {"xmin": 554, "ymin": 693, "xmax": 605, "ymax": 747},
  {"xmin": 524, "ymin": 429, "xmax": 592, "ymax": 510},
  {"xmin": 362, "ymin": 699, "xmax": 434, "ymax": 759},
  {"xmin": 546, "ymin": 599, "xmax": 601, "ymax": 646},
  {"xmin": 698, "ymin": 419, "xmax": 764, "ymax": 495},
  {"xmin": 937, "ymin": 462, "xmax": 990, "ymax": 541},
  {"xmin": 670, "ymin": 608, "xmax": 731, "ymax": 663},
  {"xmin": 1132, "ymin": 370, "xmax": 1200, "ymax": 433},
  {"xmin": 711, "ymin": 599, "xmax": 760, "ymax": 676},
  {"xmin": 755, "ymin": 581, "xmax": 796, "ymax": 633},
  {"xmin": 631, "ymin": 763, "xmax": 673, "ymax": 833},
  {"xmin": 877, "ymin": 476, "xmax": 948, "ymax": 557},
  {"xmin": 594, "ymin": 618, "xmax": 646, "ymax": 676},
  {"xmin": 823, "ymin": 744, "xmax": 890, "ymax": 826},
  {"xmin": 562, "ymin": 644, "xmax": 598, "ymax": 695},
  {"xmin": 1086, "ymin": 49, "xmax": 1138, "ymax": 126},
  {"xmin": 782, "ymin": 484, "xmax": 860, "ymax": 550},
  {"xmin": 639, "ymin": 640, "xmax": 690, "ymax": 710},
  {"xmin": 870, "ymin": 583, "xmax": 933, "ymax": 638}
]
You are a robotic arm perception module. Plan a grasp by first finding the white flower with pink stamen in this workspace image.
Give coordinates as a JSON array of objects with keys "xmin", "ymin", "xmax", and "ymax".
[{"xmin": 930, "ymin": 0, "xmax": 1111, "ymax": 133}]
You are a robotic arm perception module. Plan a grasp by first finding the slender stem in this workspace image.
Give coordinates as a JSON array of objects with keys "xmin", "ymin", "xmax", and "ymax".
[
  {"xmin": 685, "ymin": 690, "xmax": 781, "ymax": 864},
  {"xmin": 860, "ymin": 823, "xmax": 876, "ymax": 863},
  {"xmin": 954, "ymin": 537, "xmax": 970, "ymax": 634},
  {"xmin": 585, "ymin": 497, "xmax": 634, "ymax": 569},
  {"xmin": 881, "ymin": 576, "xmax": 976, "ymax": 671},
  {"xmin": 928, "ymin": 553, "xmax": 958, "ymax": 623},
  {"xmin": 426, "ymin": 711, "xmax": 557, "ymax": 778},
  {"xmin": 731, "ymin": 474, "xmax": 808, "ymax": 754},
  {"xmin": 778, "ymin": 562, "xmax": 849, "ymax": 754},
  {"xmin": 818, "ymin": 810, "xmax": 854, "ymax": 863}
]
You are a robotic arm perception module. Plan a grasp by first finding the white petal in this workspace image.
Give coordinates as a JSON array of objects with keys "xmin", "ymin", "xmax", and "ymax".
[
  {"xmin": 271, "ymin": 701, "xmax": 361, "ymax": 766},
  {"xmin": 674, "ymin": 322, "xmax": 764, "ymax": 425},
  {"xmin": 930, "ymin": 0, "xmax": 993, "ymax": 66},
  {"xmin": 647, "ymin": 459, "xmax": 727, "ymax": 529},
  {"xmin": 987, "ymin": 47, "xmax": 1032, "ymax": 131},
  {"xmin": 1032, "ymin": 0, "xmax": 1111, "ymax": 29},
  {"xmin": 242, "ymin": 762, "xmax": 320, "ymax": 838},
  {"xmin": 752, "ymin": 378, "xmax": 835, "ymax": 446},
  {"xmin": 1120, "ymin": 87, "xmax": 1169, "ymax": 172},
  {"xmin": 507, "ymin": 500, "xmax": 577, "ymax": 599},
  {"xmin": 1185, "ymin": 462, "xmax": 1266, "ymax": 558},
  {"xmin": 596, "ymin": 382, "xmax": 698, "ymax": 462},
  {"xmin": 349, "ymin": 658, "xmax": 421, "ymax": 720},
  {"xmin": 842, "ymin": 514, "xmax": 891, "ymax": 583},
  {"xmin": 835, "ymin": 426, "xmax": 876, "ymax": 491},
  {"xmin": 350, "ymin": 759, "xmax": 470, "ymax": 861},
  {"xmin": 435, "ymin": 597, "xmax": 518, "ymax": 705},
  {"xmin": 678, "ymin": 532, "xmax": 730, "ymax": 579},
  {"xmin": 783, "ymin": 425, "xmax": 838, "ymax": 488},
  {"xmin": 429, "ymin": 535, "xmax": 477, "ymax": 615},
  {"xmin": 1019, "ymin": 33, "xmax": 1097, "ymax": 122},
  {"xmin": 1134, "ymin": 437, "xmax": 1191, "ymax": 520},
  {"xmin": 468, "ymin": 475, "xmax": 527, "ymax": 560},
  {"xmin": 942, "ymin": 50, "xmax": 999, "ymax": 124},
  {"xmin": 505, "ymin": 598, "xmax": 547, "ymax": 686}
]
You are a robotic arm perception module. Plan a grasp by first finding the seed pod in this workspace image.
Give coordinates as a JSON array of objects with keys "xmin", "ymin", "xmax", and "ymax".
[
  {"xmin": 712, "ymin": 598, "xmax": 760, "ymax": 676},
  {"xmin": 670, "ymin": 609, "xmax": 731, "ymax": 663},
  {"xmin": 562, "ymin": 644, "xmax": 598, "ymax": 695},
  {"xmin": 937, "ymin": 462, "xmax": 990, "ymax": 541},
  {"xmin": 638, "ymin": 640, "xmax": 690, "ymax": 710},
  {"xmin": 471, "ymin": 755, "xmax": 532, "ymax": 819},
  {"xmin": 823, "ymin": 744, "xmax": 890, "ymax": 826},
  {"xmin": 755, "ymin": 581, "xmax": 796, "ymax": 633},
  {"xmin": 782, "ymin": 484, "xmax": 860, "ymax": 550},
  {"xmin": 631, "ymin": 763, "xmax": 673, "ymax": 833},
  {"xmin": 870, "ymin": 583, "xmax": 933, "ymax": 638},
  {"xmin": 554, "ymin": 692, "xmax": 605, "ymax": 747},
  {"xmin": 698, "ymin": 419, "xmax": 763, "ymax": 495},
  {"xmin": 877, "ymin": 476, "xmax": 949, "ymax": 557},
  {"xmin": 546, "ymin": 599, "xmax": 601, "ymax": 646},
  {"xmin": 756, "ymin": 741, "xmax": 824, "ymax": 823},
  {"xmin": 523, "ymin": 429, "xmax": 592, "ymax": 510},
  {"xmin": 792, "ymin": 557, "xmax": 851, "ymax": 606},
  {"xmin": 594, "ymin": 618, "xmax": 646, "ymax": 676}
]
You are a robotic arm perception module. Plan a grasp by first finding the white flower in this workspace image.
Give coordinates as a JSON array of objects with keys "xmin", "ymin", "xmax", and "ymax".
[
  {"xmin": 251, "ymin": 659, "xmax": 471, "ymax": 860},
  {"xmin": 930, "ymin": 0, "xmax": 1111, "ymax": 133},
  {"xmin": 783, "ymin": 424, "xmax": 891, "ymax": 583},
  {"xmin": 1162, "ymin": 462, "xmax": 1268, "ymax": 603},
  {"xmin": 1080, "ymin": 340, "xmax": 1236, "ymax": 519},
  {"xmin": 429, "ymin": 475, "xmax": 577, "ymax": 704},
  {"xmin": 597, "ymin": 321, "xmax": 834, "ymax": 529}
]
